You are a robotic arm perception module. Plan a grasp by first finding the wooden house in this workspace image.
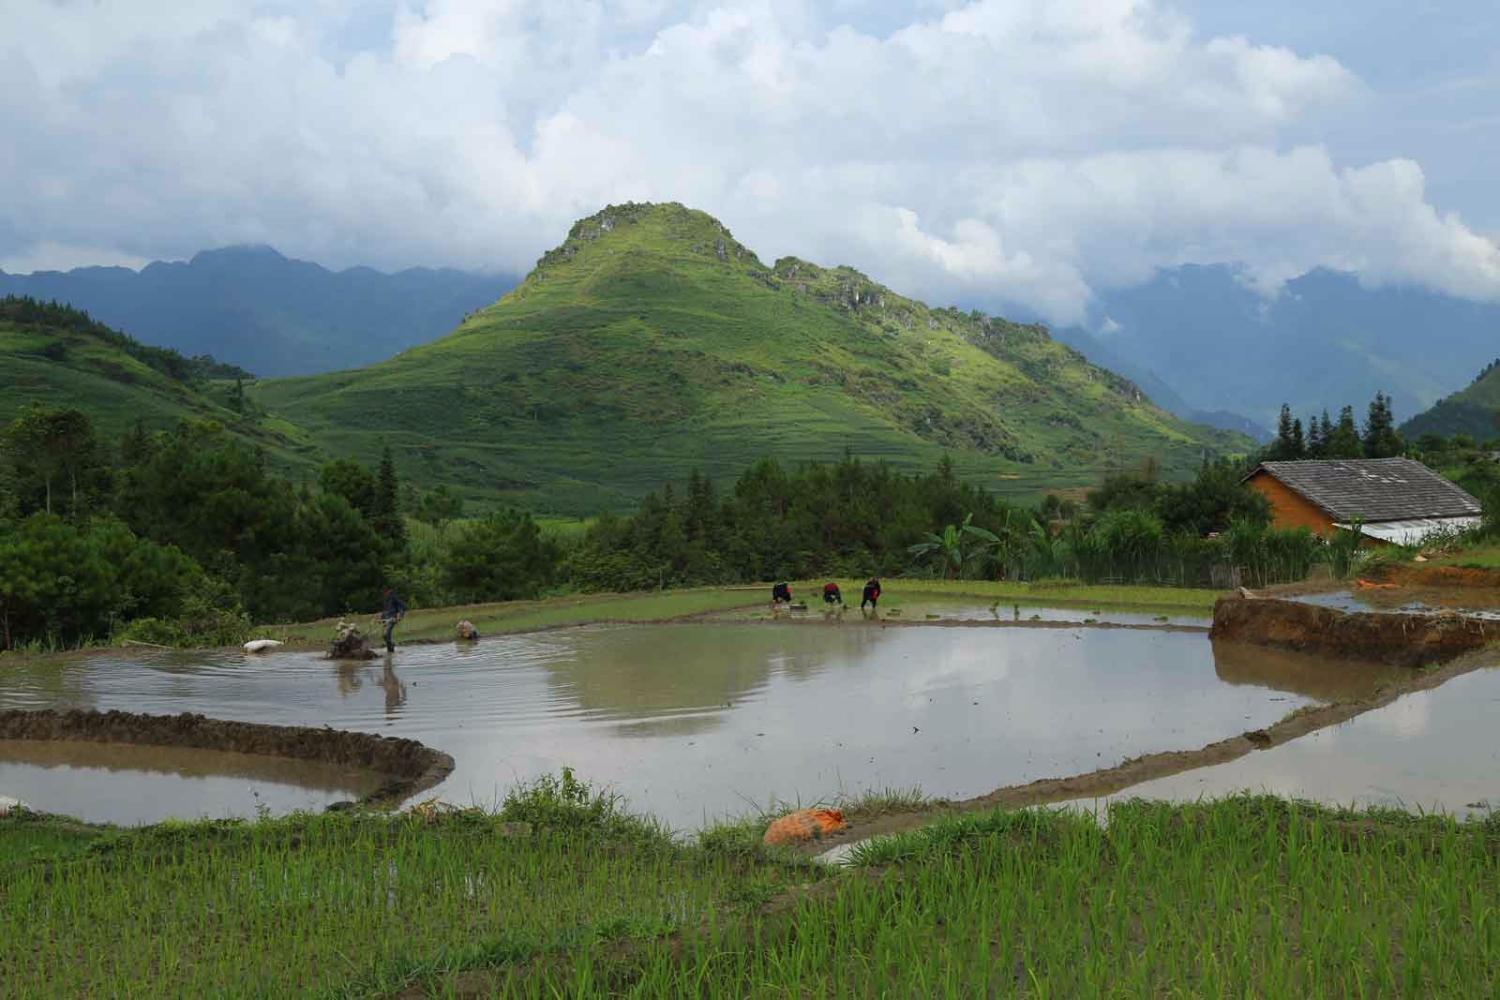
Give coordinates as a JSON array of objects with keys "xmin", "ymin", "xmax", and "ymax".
[{"xmin": 1244, "ymin": 458, "xmax": 1482, "ymax": 545}]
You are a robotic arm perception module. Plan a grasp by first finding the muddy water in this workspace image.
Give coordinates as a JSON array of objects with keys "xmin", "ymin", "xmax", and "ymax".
[
  {"xmin": 0, "ymin": 740, "xmax": 385, "ymax": 825},
  {"xmin": 0, "ymin": 625, "xmax": 1401, "ymax": 829},
  {"xmin": 720, "ymin": 602, "xmax": 1210, "ymax": 627},
  {"xmin": 1293, "ymin": 589, "xmax": 1500, "ymax": 620},
  {"xmin": 1070, "ymin": 665, "xmax": 1500, "ymax": 819}
]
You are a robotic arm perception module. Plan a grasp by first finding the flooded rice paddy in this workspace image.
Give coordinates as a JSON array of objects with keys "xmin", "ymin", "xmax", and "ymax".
[
  {"xmin": 0, "ymin": 621, "xmax": 1415, "ymax": 829},
  {"xmin": 1293, "ymin": 589, "xmax": 1500, "ymax": 620},
  {"xmin": 1070, "ymin": 664, "xmax": 1500, "ymax": 820},
  {"xmin": 0, "ymin": 739, "xmax": 385, "ymax": 825},
  {"xmin": 723, "ymin": 601, "xmax": 1211, "ymax": 627}
]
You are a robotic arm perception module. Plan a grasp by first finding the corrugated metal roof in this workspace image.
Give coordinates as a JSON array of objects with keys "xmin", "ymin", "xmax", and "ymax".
[
  {"xmin": 1249, "ymin": 458, "xmax": 1482, "ymax": 522},
  {"xmin": 1334, "ymin": 516, "xmax": 1482, "ymax": 546}
]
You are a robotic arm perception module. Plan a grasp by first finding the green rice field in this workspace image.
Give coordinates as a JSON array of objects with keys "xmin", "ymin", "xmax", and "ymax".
[{"xmin": 3, "ymin": 788, "xmax": 1496, "ymax": 997}]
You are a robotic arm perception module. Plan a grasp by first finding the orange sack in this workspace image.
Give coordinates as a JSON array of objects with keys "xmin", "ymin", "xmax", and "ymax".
[
  {"xmin": 762, "ymin": 808, "xmax": 849, "ymax": 846},
  {"xmin": 1355, "ymin": 579, "xmax": 1398, "ymax": 590}
]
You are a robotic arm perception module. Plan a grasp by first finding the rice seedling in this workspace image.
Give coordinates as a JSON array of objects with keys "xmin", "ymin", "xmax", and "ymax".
[
  {"xmin": 7, "ymin": 788, "xmax": 1497, "ymax": 997},
  {"xmin": 0, "ymin": 776, "xmax": 798, "ymax": 998},
  {"xmin": 515, "ymin": 795, "xmax": 1500, "ymax": 997}
]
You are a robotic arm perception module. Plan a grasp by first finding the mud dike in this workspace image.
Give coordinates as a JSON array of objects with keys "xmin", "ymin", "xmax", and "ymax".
[
  {"xmin": 1210, "ymin": 596, "xmax": 1492, "ymax": 668},
  {"xmin": 0, "ymin": 709, "xmax": 454, "ymax": 809}
]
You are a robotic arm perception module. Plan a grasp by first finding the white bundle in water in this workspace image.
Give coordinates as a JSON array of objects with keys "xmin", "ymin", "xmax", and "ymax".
[
  {"xmin": 243, "ymin": 639, "xmax": 285, "ymax": 654},
  {"xmin": 0, "ymin": 795, "xmax": 22, "ymax": 816}
]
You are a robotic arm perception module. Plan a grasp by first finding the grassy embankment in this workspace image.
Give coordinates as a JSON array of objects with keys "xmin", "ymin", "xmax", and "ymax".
[
  {"xmin": 1434, "ymin": 544, "xmax": 1500, "ymax": 569},
  {"xmin": 3, "ymin": 789, "xmax": 1495, "ymax": 997},
  {"xmin": 254, "ymin": 580, "xmax": 1219, "ymax": 646}
]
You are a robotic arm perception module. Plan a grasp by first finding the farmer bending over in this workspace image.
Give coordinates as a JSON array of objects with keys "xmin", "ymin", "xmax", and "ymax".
[
  {"xmin": 381, "ymin": 586, "xmax": 408, "ymax": 652},
  {"xmin": 861, "ymin": 578, "xmax": 882, "ymax": 611},
  {"xmin": 771, "ymin": 581, "xmax": 793, "ymax": 608},
  {"xmin": 822, "ymin": 581, "xmax": 843, "ymax": 606}
]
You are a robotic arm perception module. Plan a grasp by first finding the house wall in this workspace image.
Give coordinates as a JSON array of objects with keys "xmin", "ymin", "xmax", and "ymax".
[{"xmin": 1246, "ymin": 470, "xmax": 1337, "ymax": 535}]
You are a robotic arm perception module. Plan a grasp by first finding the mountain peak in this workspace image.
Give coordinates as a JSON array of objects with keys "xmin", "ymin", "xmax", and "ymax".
[
  {"xmin": 530, "ymin": 202, "xmax": 756, "ymax": 277},
  {"xmin": 189, "ymin": 244, "xmax": 288, "ymax": 266}
]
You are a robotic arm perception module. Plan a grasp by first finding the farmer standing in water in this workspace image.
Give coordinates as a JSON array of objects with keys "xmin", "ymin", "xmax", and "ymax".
[
  {"xmin": 381, "ymin": 586, "xmax": 407, "ymax": 653},
  {"xmin": 861, "ymin": 577, "xmax": 882, "ymax": 615}
]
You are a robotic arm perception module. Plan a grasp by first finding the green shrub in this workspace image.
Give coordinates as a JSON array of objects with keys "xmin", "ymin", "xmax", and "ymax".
[{"xmin": 499, "ymin": 768, "xmax": 664, "ymax": 842}]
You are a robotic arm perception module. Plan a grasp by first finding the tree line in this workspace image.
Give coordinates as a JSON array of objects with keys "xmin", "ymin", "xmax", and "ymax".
[
  {"xmin": 1264, "ymin": 392, "xmax": 1402, "ymax": 462},
  {"xmin": 15, "ymin": 398, "xmax": 1486, "ymax": 651},
  {"xmin": 2, "ymin": 296, "xmax": 253, "ymax": 383},
  {"xmin": 0, "ymin": 403, "xmax": 511, "ymax": 650}
]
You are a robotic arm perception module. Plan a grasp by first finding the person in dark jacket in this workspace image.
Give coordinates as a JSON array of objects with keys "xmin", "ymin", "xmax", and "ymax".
[
  {"xmin": 771, "ymin": 581, "xmax": 793, "ymax": 608},
  {"xmin": 381, "ymin": 587, "xmax": 408, "ymax": 652},
  {"xmin": 861, "ymin": 578, "xmax": 882, "ymax": 612},
  {"xmin": 822, "ymin": 581, "xmax": 843, "ymax": 606}
]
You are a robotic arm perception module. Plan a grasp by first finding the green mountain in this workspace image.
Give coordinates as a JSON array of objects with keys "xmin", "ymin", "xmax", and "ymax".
[
  {"xmin": 0, "ymin": 296, "xmax": 321, "ymax": 469},
  {"xmin": 1400, "ymin": 359, "xmax": 1500, "ymax": 441},
  {"xmin": 251, "ymin": 203, "xmax": 1248, "ymax": 515}
]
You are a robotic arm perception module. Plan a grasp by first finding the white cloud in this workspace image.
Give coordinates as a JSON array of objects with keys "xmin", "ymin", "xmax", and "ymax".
[
  {"xmin": 1, "ymin": 0, "xmax": 1497, "ymax": 325},
  {"xmin": 0, "ymin": 244, "xmax": 155, "ymax": 275}
]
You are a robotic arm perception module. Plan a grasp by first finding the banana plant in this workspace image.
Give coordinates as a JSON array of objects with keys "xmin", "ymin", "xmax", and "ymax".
[{"xmin": 908, "ymin": 513, "xmax": 1000, "ymax": 579}]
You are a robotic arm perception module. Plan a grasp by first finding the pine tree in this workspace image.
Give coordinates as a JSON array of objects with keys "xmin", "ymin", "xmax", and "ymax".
[
  {"xmin": 1273, "ymin": 404, "xmax": 1298, "ymax": 460},
  {"xmin": 1326, "ymin": 406, "xmax": 1363, "ymax": 458},
  {"xmin": 1290, "ymin": 418, "xmax": 1306, "ymax": 458},
  {"xmin": 373, "ymin": 445, "xmax": 407, "ymax": 553},
  {"xmin": 1306, "ymin": 413, "xmax": 1324, "ymax": 458},
  {"xmin": 1362, "ymin": 391, "xmax": 1402, "ymax": 458},
  {"xmin": 231, "ymin": 378, "xmax": 245, "ymax": 413}
]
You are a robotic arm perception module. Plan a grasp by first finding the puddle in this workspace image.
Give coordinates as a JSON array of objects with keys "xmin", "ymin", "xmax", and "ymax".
[
  {"xmin": 0, "ymin": 740, "xmax": 385, "ymax": 825},
  {"xmin": 0, "ymin": 625, "xmax": 1401, "ymax": 830},
  {"xmin": 1064, "ymin": 666, "xmax": 1500, "ymax": 820}
]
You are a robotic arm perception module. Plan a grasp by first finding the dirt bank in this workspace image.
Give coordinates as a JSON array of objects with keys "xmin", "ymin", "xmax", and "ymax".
[
  {"xmin": 1209, "ymin": 596, "xmax": 1491, "ymax": 667},
  {"xmin": 1368, "ymin": 563, "xmax": 1500, "ymax": 591},
  {"xmin": 805, "ymin": 640, "xmax": 1499, "ymax": 853},
  {"xmin": 0, "ymin": 710, "xmax": 454, "ymax": 807}
]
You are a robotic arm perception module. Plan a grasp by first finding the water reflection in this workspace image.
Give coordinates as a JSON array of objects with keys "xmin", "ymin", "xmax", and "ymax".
[
  {"xmin": 0, "ymin": 739, "xmax": 384, "ymax": 825},
  {"xmin": 1211, "ymin": 640, "xmax": 1408, "ymax": 702},
  {"xmin": 2, "ymin": 624, "xmax": 1354, "ymax": 829},
  {"xmin": 1069, "ymin": 665, "xmax": 1500, "ymax": 818},
  {"xmin": 332, "ymin": 658, "xmax": 408, "ymax": 718}
]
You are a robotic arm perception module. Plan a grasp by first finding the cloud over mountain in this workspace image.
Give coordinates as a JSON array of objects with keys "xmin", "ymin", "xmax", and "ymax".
[{"xmin": 3, "ymin": 0, "xmax": 1498, "ymax": 325}]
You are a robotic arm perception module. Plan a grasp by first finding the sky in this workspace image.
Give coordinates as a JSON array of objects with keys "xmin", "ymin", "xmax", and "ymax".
[{"xmin": 2, "ymin": 0, "xmax": 1498, "ymax": 327}]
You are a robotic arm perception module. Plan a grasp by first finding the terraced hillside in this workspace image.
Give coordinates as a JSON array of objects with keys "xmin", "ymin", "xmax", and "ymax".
[
  {"xmin": 253, "ymin": 203, "xmax": 1248, "ymax": 514},
  {"xmin": 0, "ymin": 297, "xmax": 321, "ymax": 472}
]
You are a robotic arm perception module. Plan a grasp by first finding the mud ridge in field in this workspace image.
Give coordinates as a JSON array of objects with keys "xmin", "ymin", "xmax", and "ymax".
[{"xmin": 0, "ymin": 709, "xmax": 454, "ymax": 807}]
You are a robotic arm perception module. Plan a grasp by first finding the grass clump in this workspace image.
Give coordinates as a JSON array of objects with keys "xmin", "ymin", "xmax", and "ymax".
[{"xmin": 498, "ymin": 767, "xmax": 665, "ymax": 842}]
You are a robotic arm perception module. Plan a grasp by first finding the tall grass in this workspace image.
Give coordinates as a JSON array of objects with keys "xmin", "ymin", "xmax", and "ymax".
[{"xmin": 1008, "ymin": 514, "xmax": 1320, "ymax": 588}]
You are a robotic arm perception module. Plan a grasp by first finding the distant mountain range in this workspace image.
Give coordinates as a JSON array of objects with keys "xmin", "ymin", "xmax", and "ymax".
[
  {"xmin": 1052, "ymin": 265, "xmax": 1500, "ymax": 437},
  {"xmin": 10, "ymin": 243, "xmax": 1495, "ymax": 455},
  {"xmin": 0, "ymin": 247, "xmax": 515, "ymax": 377}
]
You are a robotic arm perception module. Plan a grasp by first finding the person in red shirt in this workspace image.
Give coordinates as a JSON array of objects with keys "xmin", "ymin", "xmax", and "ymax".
[
  {"xmin": 822, "ymin": 581, "xmax": 843, "ymax": 607},
  {"xmin": 861, "ymin": 578, "xmax": 882, "ymax": 612}
]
